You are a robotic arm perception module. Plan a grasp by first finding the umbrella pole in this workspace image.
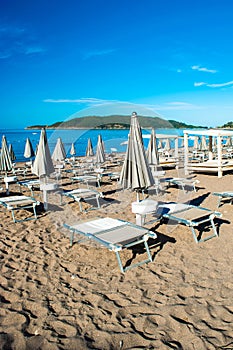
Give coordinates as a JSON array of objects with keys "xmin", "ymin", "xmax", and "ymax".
[
  {"xmin": 41, "ymin": 176, "xmax": 49, "ymax": 211},
  {"xmin": 5, "ymin": 172, "xmax": 9, "ymax": 195}
]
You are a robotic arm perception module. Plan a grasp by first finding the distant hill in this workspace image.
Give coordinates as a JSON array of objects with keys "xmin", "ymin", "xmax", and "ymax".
[
  {"xmin": 218, "ymin": 121, "xmax": 233, "ymax": 128},
  {"xmin": 26, "ymin": 115, "xmax": 206, "ymax": 130},
  {"xmin": 168, "ymin": 120, "xmax": 206, "ymax": 129}
]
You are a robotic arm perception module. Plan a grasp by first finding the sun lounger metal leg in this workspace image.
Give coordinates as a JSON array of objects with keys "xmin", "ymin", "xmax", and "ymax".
[
  {"xmin": 33, "ymin": 203, "xmax": 38, "ymax": 220},
  {"xmin": 115, "ymin": 251, "xmax": 124, "ymax": 273},
  {"xmin": 190, "ymin": 226, "xmax": 199, "ymax": 244},
  {"xmin": 118, "ymin": 238, "xmax": 153, "ymax": 273},
  {"xmin": 190, "ymin": 215, "xmax": 218, "ymax": 243},
  {"xmin": 10, "ymin": 204, "xmax": 38, "ymax": 223},
  {"xmin": 78, "ymin": 201, "xmax": 83, "ymax": 212},
  {"xmin": 11, "ymin": 210, "xmax": 16, "ymax": 223},
  {"xmin": 144, "ymin": 239, "xmax": 153, "ymax": 262},
  {"xmin": 180, "ymin": 184, "xmax": 185, "ymax": 193},
  {"xmin": 96, "ymin": 196, "xmax": 100, "ymax": 209}
]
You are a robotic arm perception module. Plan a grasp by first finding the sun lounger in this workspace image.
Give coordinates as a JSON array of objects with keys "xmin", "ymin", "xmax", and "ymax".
[
  {"xmin": 0, "ymin": 195, "xmax": 40, "ymax": 222},
  {"xmin": 64, "ymin": 217, "xmax": 157, "ymax": 273},
  {"xmin": 108, "ymin": 172, "xmax": 120, "ymax": 181},
  {"xmin": 61, "ymin": 188, "xmax": 103, "ymax": 212},
  {"xmin": 18, "ymin": 179, "xmax": 41, "ymax": 196},
  {"xmin": 4, "ymin": 176, "xmax": 18, "ymax": 195},
  {"xmin": 71, "ymin": 175, "xmax": 101, "ymax": 188},
  {"xmin": 165, "ymin": 177, "xmax": 200, "ymax": 192},
  {"xmin": 157, "ymin": 202, "xmax": 222, "ymax": 243},
  {"xmin": 212, "ymin": 191, "xmax": 233, "ymax": 207},
  {"xmin": 132, "ymin": 200, "xmax": 221, "ymax": 243}
]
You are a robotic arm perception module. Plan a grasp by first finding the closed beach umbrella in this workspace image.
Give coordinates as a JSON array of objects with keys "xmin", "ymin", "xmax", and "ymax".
[
  {"xmin": 69, "ymin": 142, "xmax": 76, "ymax": 162},
  {"xmin": 35, "ymin": 143, "xmax": 39, "ymax": 156},
  {"xmin": 96, "ymin": 135, "xmax": 105, "ymax": 163},
  {"xmin": 157, "ymin": 139, "xmax": 162, "ymax": 149},
  {"xmin": 32, "ymin": 128, "xmax": 55, "ymax": 178},
  {"xmin": 9, "ymin": 144, "xmax": 16, "ymax": 161},
  {"xmin": 52, "ymin": 137, "xmax": 66, "ymax": 162},
  {"xmin": 0, "ymin": 135, "xmax": 12, "ymax": 174},
  {"xmin": 212, "ymin": 136, "xmax": 217, "ymax": 150},
  {"xmin": 199, "ymin": 136, "xmax": 208, "ymax": 151},
  {"xmin": 163, "ymin": 138, "xmax": 171, "ymax": 152},
  {"xmin": 86, "ymin": 138, "xmax": 94, "ymax": 157},
  {"xmin": 70, "ymin": 143, "xmax": 76, "ymax": 156},
  {"xmin": 24, "ymin": 137, "xmax": 35, "ymax": 159},
  {"xmin": 193, "ymin": 136, "xmax": 199, "ymax": 150},
  {"xmin": 120, "ymin": 112, "xmax": 154, "ymax": 201},
  {"xmin": 146, "ymin": 128, "xmax": 159, "ymax": 167},
  {"xmin": 225, "ymin": 136, "xmax": 233, "ymax": 148}
]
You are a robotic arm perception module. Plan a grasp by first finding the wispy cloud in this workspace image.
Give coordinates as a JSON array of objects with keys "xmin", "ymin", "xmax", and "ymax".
[
  {"xmin": 207, "ymin": 80, "xmax": 233, "ymax": 88},
  {"xmin": 25, "ymin": 46, "xmax": 46, "ymax": 55},
  {"xmin": 43, "ymin": 97, "xmax": 117, "ymax": 104},
  {"xmin": 0, "ymin": 22, "xmax": 45, "ymax": 59},
  {"xmin": 44, "ymin": 97, "xmax": 203, "ymax": 114},
  {"xmin": 83, "ymin": 48, "xmax": 117, "ymax": 60},
  {"xmin": 194, "ymin": 82, "xmax": 206, "ymax": 87},
  {"xmin": 191, "ymin": 65, "xmax": 217, "ymax": 73},
  {"xmin": 194, "ymin": 80, "xmax": 233, "ymax": 88}
]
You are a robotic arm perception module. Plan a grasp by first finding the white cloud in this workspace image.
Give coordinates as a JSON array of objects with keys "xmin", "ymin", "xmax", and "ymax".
[
  {"xmin": 43, "ymin": 97, "xmax": 117, "ymax": 104},
  {"xmin": 44, "ymin": 97, "xmax": 203, "ymax": 115},
  {"xmin": 194, "ymin": 80, "xmax": 233, "ymax": 88},
  {"xmin": 191, "ymin": 65, "xmax": 217, "ymax": 73},
  {"xmin": 0, "ymin": 22, "xmax": 45, "ymax": 58},
  {"xmin": 194, "ymin": 82, "xmax": 206, "ymax": 87},
  {"xmin": 206, "ymin": 80, "xmax": 233, "ymax": 88}
]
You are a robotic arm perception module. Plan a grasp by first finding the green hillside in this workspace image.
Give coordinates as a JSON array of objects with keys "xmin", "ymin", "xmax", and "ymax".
[
  {"xmin": 26, "ymin": 115, "xmax": 206, "ymax": 129},
  {"xmin": 49, "ymin": 115, "xmax": 172, "ymax": 129}
]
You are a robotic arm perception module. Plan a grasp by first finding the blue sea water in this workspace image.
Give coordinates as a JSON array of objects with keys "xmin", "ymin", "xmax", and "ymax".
[{"xmin": 0, "ymin": 128, "xmax": 184, "ymax": 163}]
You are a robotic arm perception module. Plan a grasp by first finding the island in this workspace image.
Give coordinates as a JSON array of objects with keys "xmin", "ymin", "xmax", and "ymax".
[{"xmin": 26, "ymin": 115, "xmax": 207, "ymax": 130}]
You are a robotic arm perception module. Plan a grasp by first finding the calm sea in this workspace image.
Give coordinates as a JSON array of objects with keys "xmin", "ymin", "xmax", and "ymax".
[{"xmin": 0, "ymin": 128, "xmax": 184, "ymax": 163}]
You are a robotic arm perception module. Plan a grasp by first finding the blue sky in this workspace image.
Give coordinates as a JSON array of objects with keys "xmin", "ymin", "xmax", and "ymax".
[{"xmin": 1, "ymin": 0, "xmax": 233, "ymax": 128}]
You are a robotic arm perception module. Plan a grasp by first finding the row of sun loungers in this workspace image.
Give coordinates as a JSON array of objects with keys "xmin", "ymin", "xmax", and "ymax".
[
  {"xmin": 63, "ymin": 201, "xmax": 222, "ymax": 272},
  {"xmin": 0, "ymin": 161, "xmax": 227, "ymax": 273}
]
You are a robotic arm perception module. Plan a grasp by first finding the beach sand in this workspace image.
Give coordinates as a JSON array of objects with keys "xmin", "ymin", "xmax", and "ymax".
[{"xmin": 0, "ymin": 165, "xmax": 233, "ymax": 350}]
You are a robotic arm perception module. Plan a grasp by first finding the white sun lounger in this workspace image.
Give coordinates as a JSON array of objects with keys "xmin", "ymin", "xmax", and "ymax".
[
  {"xmin": 212, "ymin": 191, "xmax": 233, "ymax": 207},
  {"xmin": 0, "ymin": 195, "xmax": 40, "ymax": 222},
  {"xmin": 18, "ymin": 179, "xmax": 41, "ymax": 196},
  {"xmin": 71, "ymin": 175, "xmax": 101, "ymax": 188},
  {"xmin": 61, "ymin": 188, "xmax": 103, "ymax": 212},
  {"xmin": 157, "ymin": 202, "xmax": 222, "ymax": 243},
  {"xmin": 64, "ymin": 217, "xmax": 157, "ymax": 273},
  {"xmin": 165, "ymin": 177, "xmax": 200, "ymax": 192}
]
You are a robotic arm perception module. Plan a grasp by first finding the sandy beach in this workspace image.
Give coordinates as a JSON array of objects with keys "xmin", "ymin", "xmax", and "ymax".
[{"xmin": 0, "ymin": 164, "xmax": 233, "ymax": 350}]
